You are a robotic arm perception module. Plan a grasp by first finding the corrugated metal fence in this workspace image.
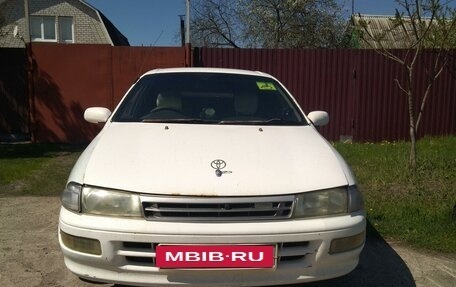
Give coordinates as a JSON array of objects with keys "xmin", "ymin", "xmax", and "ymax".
[
  {"xmin": 1, "ymin": 45, "xmax": 455, "ymax": 143},
  {"xmin": 30, "ymin": 44, "xmax": 186, "ymax": 142},
  {"xmin": 195, "ymin": 48, "xmax": 456, "ymax": 142}
]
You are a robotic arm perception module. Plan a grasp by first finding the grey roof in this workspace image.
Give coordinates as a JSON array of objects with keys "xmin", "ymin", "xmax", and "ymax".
[
  {"xmin": 80, "ymin": 0, "xmax": 129, "ymax": 46},
  {"xmin": 351, "ymin": 14, "xmax": 428, "ymax": 49}
]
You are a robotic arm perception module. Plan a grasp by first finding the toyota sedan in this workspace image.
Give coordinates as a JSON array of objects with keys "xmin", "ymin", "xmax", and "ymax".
[{"xmin": 59, "ymin": 67, "xmax": 365, "ymax": 286}]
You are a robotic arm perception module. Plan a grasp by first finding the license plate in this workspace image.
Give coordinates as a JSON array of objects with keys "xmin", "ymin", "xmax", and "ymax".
[{"xmin": 156, "ymin": 245, "xmax": 275, "ymax": 269}]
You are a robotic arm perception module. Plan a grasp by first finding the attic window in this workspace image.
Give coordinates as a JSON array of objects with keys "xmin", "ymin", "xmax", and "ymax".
[
  {"xmin": 59, "ymin": 17, "xmax": 74, "ymax": 43},
  {"xmin": 30, "ymin": 16, "xmax": 57, "ymax": 42}
]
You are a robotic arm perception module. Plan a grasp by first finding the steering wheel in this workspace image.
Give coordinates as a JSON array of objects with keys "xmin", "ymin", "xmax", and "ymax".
[{"xmin": 149, "ymin": 107, "xmax": 183, "ymax": 114}]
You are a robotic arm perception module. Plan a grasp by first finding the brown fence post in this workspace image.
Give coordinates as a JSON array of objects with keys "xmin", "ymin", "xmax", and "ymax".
[
  {"xmin": 185, "ymin": 43, "xmax": 192, "ymax": 67},
  {"xmin": 26, "ymin": 42, "xmax": 36, "ymax": 143}
]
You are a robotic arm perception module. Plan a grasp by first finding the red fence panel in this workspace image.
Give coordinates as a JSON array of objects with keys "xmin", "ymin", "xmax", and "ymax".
[
  {"xmin": 31, "ymin": 44, "xmax": 112, "ymax": 143},
  {"xmin": 354, "ymin": 49, "xmax": 456, "ymax": 142},
  {"xmin": 30, "ymin": 44, "xmax": 186, "ymax": 143},
  {"xmin": 4, "ymin": 45, "xmax": 453, "ymax": 143},
  {"xmin": 418, "ymin": 51, "xmax": 456, "ymax": 139},
  {"xmin": 195, "ymin": 48, "xmax": 356, "ymax": 141},
  {"xmin": 195, "ymin": 47, "xmax": 456, "ymax": 142},
  {"xmin": 111, "ymin": 46, "xmax": 186, "ymax": 105},
  {"xmin": 353, "ymin": 49, "xmax": 410, "ymax": 142}
]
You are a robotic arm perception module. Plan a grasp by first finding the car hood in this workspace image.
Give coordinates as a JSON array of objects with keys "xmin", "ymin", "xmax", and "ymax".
[{"xmin": 81, "ymin": 123, "xmax": 349, "ymax": 196}]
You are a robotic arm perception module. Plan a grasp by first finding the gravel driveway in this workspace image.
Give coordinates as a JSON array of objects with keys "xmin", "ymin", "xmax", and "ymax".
[{"xmin": 0, "ymin": 196, "xmax": 454, "ymax": 287}]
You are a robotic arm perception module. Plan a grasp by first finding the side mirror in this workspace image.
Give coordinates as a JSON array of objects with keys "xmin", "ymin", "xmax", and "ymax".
[
  {"xmin": 307, "ymin": 111, "xmax": 329, "ymax": 127},
  {"xmin": 84, "ymin": 107, "xmax": 111, "ymax": 123}
]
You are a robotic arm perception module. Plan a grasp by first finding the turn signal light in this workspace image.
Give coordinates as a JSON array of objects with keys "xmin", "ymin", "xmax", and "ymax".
[
  {"xmin": 329, "ymin": 231, "xmax": 365, "ymax": 254},
  {"xmin": 60, "ymin": 230, "xmax": 101, "ymax": 255}
]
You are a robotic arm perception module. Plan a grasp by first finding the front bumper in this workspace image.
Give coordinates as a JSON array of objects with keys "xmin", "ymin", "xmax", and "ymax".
[{"xmin": 59, "ymin": 207, "xmax": 365, "ymax": 287}]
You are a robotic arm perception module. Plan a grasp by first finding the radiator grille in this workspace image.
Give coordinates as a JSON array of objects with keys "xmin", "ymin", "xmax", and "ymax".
[{"xmin": 140, "ymin": 195, "xmax": 294, "ymax": 221}]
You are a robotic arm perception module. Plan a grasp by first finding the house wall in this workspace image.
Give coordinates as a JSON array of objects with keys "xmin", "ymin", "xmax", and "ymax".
[
  {"xmin": 29, "ymin": 0, "xmax": 111, "ymax": 44},
  {"xmin": 0, "ymin": 0, "xmax": 111, "ymax": 47}
]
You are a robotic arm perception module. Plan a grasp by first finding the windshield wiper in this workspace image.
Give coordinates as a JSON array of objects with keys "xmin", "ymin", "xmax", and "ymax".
[
  {"xmin": 266, "ymin": 118, "xmax": 306, "ymax": 125},
  {"xmin": 142, "ymin": 118, "xmax": 304, "ymax": 125},
  {"xmin": 142, "ymin": 118, "xmax": 220, "ymax": 124},
  {"xmin": 219, "ymin": 118, "xmax": 303, "ymax": 125}
]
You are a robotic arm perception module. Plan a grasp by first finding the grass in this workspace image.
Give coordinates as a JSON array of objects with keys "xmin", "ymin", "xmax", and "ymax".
[
  {"xmin": 335, "ymin": 136, "xmax": 456, "ymax": 254},
  {"xmin": 0, "ymin": 137, "xmax": 454, "ymax": 253},
  {"xmin": 0, "ymin": 144, "xmax": 83, "ymax": 196}
]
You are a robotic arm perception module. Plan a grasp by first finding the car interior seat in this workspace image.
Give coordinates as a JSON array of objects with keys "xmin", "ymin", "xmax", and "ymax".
[
  {"xmin": 234, "ymin": 91, "xmax": 258, "ymax": 117},
  {"xmin": 155, "ymin": 91, "xmax": 182, "ymax": 111}
]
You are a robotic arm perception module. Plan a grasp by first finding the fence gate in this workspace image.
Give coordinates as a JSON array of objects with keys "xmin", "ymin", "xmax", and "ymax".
[{"xmin": 0, "ymin": 48, "xmax": 29, "ymax": 141}]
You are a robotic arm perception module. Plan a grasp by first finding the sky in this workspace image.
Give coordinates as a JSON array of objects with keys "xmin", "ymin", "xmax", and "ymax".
[{"xmin": 83, "ymin": 0, "xmax": 444, "ymax": 47}]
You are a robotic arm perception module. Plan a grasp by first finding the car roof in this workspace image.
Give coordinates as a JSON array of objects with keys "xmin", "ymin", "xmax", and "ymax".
[{"xmin": 142, "ymin": 67, "xmax": 273, "ymax": 78}]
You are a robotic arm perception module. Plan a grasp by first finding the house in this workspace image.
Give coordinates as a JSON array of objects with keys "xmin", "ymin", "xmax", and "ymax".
[
  {"xmin": 0, "ymin": 0, "xmax": 129, "ymax": 47},
  {"xmin": 347, "ymin": 14, "xmax": 441, "ymax": 49},
  {"xmin": 346, "ymin": 14, "xmax": 420, "ymax": 49}
]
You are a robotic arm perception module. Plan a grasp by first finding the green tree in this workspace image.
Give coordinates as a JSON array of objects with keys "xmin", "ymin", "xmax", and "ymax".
[
  {"xmin": 191, "ymin": 0, "xmax": 243, "ymax": 48},
  {"xmin": 190, "ymin": 0, "xmax": 346, "ymax": 48},
  {"xmin": 357, "ymin": 0, "xmax": 456, "ymax": 169},
  {"xmin": 240, "ymin": 0, "xmax": 345, "ymax": 48}
]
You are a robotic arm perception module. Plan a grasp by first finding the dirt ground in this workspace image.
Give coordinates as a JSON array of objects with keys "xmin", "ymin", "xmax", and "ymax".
[{"xmin": 0, "ymin": 196, "xmax": 455, "ymax": 287}]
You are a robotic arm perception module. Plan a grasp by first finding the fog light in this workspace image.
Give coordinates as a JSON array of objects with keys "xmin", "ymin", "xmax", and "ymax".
[
  {"xmin": 60, "ymin": 230, "xmax": 101, "ymax": 255},
  {"xmin": 329, "ymin": 231, "xmax": 365, "ymax": 254}
]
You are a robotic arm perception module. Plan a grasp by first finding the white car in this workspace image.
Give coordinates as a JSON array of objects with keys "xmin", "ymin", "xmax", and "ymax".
[{"xmin": 59, "ymin": 67, "xmax": 365, "ymax": 286}]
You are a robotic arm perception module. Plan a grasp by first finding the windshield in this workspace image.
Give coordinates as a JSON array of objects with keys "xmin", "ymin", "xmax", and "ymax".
[{"xmin": 112, "ymin": 72, "xmax": 306, "ymax": 126}]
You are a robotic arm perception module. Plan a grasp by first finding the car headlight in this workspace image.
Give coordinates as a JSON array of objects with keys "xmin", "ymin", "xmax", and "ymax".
[
  {"xmin": 293, "ymin": 187, "xmax": 349, "ymax": 218},
  {"xmin": 293, "ymin": 185, "xmax": 364, "ymax": 218},
  {"xmin": 61, "ymin": 182, "xmax": 82, "ymax": 212},
  {"xmin": 81, "ymin": 186, "xmax": 142, "ymax": 217}
]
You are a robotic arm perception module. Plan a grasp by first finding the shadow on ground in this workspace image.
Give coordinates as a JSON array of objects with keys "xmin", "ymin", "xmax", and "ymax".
[{"xmin": 298, "ymin": 221, "xmax": 415, "ymax": 287}]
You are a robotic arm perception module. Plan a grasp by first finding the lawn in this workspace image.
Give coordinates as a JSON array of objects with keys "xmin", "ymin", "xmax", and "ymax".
[
  {"xmin": 335, "ymin": 136, "xmax": 456, "ymax": 253},
  {"xmin": 0, "ymin": 144, "xmax": 82, "ymax": 196},
  {"xmin": 0, "ymin": 137, "xmax": 455, "ymax": 253}
]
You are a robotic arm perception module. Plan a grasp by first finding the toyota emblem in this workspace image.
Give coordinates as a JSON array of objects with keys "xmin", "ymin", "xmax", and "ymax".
[{"xmin": 210, "ymin": 159, "xmax": 232, "ymax": 177}]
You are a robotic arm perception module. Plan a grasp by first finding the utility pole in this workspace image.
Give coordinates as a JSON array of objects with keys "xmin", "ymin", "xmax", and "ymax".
[
  {"xmin": 184, "ymin": 0, "xmax": 191, "ymax": 67},
  {"xmin": 179, "ymin": 15, "xmax": 185, "ymax": 47},
  {"xmin": 352, "ymin": 0, "xmax": 355, "ymax": 15},
  {"xmin": 23, "ymin": 0, "xmax": 30, "ymax": 43},
  {"xmin": 417, "ymin": 0, "xmax": 423, "ymax": 17},
  {"xmin": 185, "ymin": 0, "xmax": 190, "ymax": 44}
]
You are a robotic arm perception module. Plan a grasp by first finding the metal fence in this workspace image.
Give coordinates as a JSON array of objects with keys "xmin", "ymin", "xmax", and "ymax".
[
  {"xmin": 195, "ymin": 48, "xmax": 456, "ymax": 142},
  {"xmin": 1, "ymin": 45, "xmax": 454, "ymax": 143},
  {"xmin": 29, "ymin": 44, "xmax": 186, "ymax": 142}
]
